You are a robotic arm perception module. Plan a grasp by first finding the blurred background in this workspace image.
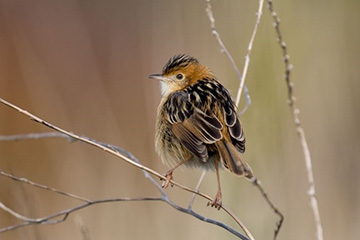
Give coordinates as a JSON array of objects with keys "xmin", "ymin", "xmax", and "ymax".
[{"xmin": 0, "ymin": 0, "xmax": 359, "ymax": 239}]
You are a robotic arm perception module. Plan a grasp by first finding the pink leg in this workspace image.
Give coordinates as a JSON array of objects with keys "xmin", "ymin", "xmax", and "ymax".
[
  {"xmin": 207, "ymin": 160, "xmax": 222, "ymax": 210},
  {"xmin": 162, "ymin": 159, "xmax": 188, "ymax": 188}
]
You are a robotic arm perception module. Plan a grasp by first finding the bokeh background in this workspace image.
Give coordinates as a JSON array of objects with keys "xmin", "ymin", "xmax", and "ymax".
[{"xmin": 0, "ymin": 0, "xmax": 359, "ymax": 239}]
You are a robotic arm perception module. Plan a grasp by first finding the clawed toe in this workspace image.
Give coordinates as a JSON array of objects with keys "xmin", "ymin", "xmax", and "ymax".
[
  {"xmin": 207, "ymin": 191, "xmax": 222, "ymax": 210},
  {"xmin": 161, "ymin": 170, "xmax": 174, "ymax": 188}
]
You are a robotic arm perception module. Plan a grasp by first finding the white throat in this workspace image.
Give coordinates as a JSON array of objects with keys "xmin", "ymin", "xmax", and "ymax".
[{"xmin": 160, "ymin": 81, "xmax": 172, "ymax": 96}]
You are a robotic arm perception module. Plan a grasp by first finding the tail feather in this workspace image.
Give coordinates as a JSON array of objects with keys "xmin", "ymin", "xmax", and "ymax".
[{"xmin": 215, "ymin": 140, "xmax": 253, "ymax": 179}]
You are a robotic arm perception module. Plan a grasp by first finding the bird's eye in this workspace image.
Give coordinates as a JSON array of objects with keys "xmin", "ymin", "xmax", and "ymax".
[{"xmin": 176, "ymin": 73, "xmax": 184, "ymax": 80}]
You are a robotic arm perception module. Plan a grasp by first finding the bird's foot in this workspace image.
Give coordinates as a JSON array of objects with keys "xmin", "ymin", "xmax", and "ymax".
[
  {"xmin": 207, "ymin": 191, "xmax": 222, "ymax": 210},
  {"xmin": 161, "ymin": 169, "xmax": 174, "ymax": 188}
]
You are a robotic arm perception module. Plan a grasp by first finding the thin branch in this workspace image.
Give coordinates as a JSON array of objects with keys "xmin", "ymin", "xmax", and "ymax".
[
  {"xmin": 162, "ymin": 196, "xmax": 250, "ymax": 240},
  {"xmin": 266, "ymin": 1, "xmax": 324, "ymax": 240},
  {"xmin": 0, "ymin": 197, "xmax": 162, "ymax": 233},
  {"xmin": 188, "ymin": 170, "xmax": 206, "ymax": 208},
  {"xmin": 0, "ymin": 159, "xmax": 249, "ymax": 240},
  {"xmin": 0, "ymin": 98, "xmax": 193, "ymax": 197},
  {"xmin": 1, "ymin": 195, "xmax": 249, "ymax": 239},
  {"xmin": 0, "ymin": 132, "xmax": 73, "ymax": 142},
  {"xmin": 0, "ymin": 170, "xmax": 90, "ymax": 202},
  {"xmin": 237, "ymin": 0, "xmax": 265, "ymax": 112},
  {"xmin": 252, "ymin": 179, "xmax": 283, "ymax": 240},
  {"xmin": 0, "ymin": 99, "xmax": 252, "ymax": 239},
  {"xmin": 0, "ymin": 201, "xmax": 36, "ymax": 222},
  {"xmin": 205, "ymin": 0, "xmax": 251, "ymax": 112}
]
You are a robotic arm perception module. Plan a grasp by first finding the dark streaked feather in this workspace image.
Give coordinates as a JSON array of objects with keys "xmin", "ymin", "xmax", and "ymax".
[
  {"xmin": 224, "ymin": 107, "xmax": 236, "ymax": 127},
  {"xmin": 164, "ymin": 77, "xmax": 247, "ymax": 167},
  {"xmin": 165, "ymin": 92, "xmax": 193, "ymax": 124},
  {"xmin": 215, "ymin": 140, "xmax": 253, "ymax": 178},
  {"xmin": 172, "ymin": 123, "xmax": 208, "ymax": 161},
  {"xmin": 162, "ymin": 54, "xmax": 199, "ymax": 74},
  {"xmin": 165, "ymin": 91, "xmax": 224, "ymax": 161},
  {"xmin": 192, "ymin": 109, "xmax": 223, "ymax": 143},
  {"xmin": 197, "ymin": 109, "xmax": 223, "ymax": 129},
  {"xmin": 229, "ymin": 118, "xmax": 245, "ymax": 152}
]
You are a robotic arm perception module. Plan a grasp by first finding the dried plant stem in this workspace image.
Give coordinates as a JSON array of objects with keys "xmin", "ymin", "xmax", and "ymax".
[
  {"xmin": 0, "ymin": 145, "xmax": 250, "ymax": 240},
  {"xmin": 0, "ymin": 170, "xmax": 90, "ymax": 202},
  {"xmin": 205, "ymin": 0, "xmax": 251, "ymax": 112},
  {"xmin": 205, "ymin": 0, "xmax": 242, "ymax": 86},
  {"xmin": 235, "ymin": 0, "xmax": 264, "ymax": 109},
  {"xmin": 252, "ymin": 179, "xmax": 283, "ymax": 240},
  {"xmin": 0, "ymin": 201, "xmax": 35, "ymax": 223},
  {"xmin": 266, "ymin": 1, "xmax": 324, "ymax": 239},
  {"xmin": 0, "ymin": 197, "xmax": 162, "ymax": 233},
  {"xmin": 0, "ymin": 132, "xmax": 72, "ymax": 141},
  {"xmin": 0, "ymin": 99, "xmax": 179, "ymax": 195},
  {"xmin": 188, "ymin": 170, "xmax": 206, "ymax": 208}
]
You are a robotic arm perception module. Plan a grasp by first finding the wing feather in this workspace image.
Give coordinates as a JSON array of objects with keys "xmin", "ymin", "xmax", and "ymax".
[
  {"xmin": 165, "ymin": 92, "xmax": 224, "ymax": 161},
  {"xmin": 164, "ymin": 79, "xmax": 246, "ymax": 161},
  {"xmin": 223, "ymin": 108, "xmax": 245, "ymax": 153},
  {"xmin": 191, "ymin": 109, "xmax": 223, "ymax": 143},
  {"xmin": 172, "ymin": 123, "xmax": 208, "ymax": 161}
]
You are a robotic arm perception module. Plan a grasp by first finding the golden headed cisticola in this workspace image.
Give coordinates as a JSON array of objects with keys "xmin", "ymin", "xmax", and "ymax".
[{"xmin": 150, "ymin": 54, "xmax": 253, "ymax": 208}]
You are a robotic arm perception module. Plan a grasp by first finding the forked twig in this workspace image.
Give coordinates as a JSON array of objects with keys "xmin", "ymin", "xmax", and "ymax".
[
  {"xmin": 205, "ymin": 0, "xmax": 251, "ymax": 113},
  {"xmin": 237, "ymin": 0, "xmax": 265, "ymax": 113},
  {"xmin": 0, "ymin": 143, "xmax": 249, "ymax": 239},
  {"xmin": 252, "ymin": 179, "xmax": 284, "ymax": 240},
  {"xmin": 266, "ymin": 1, "xmax": 323, "ymax": 239},
  {"xmin": 0, "ymin": 98, "xmax": 252, "ymax": 240},
  {"xmin": 0, "ymin": 196, "xmax": 162, "ymax": 233}
]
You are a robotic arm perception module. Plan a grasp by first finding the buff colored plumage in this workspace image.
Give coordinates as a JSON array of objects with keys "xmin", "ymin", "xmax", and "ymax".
[{"xmin": 150, "ymin": 54, "xmax": 253, "ymax": 208}]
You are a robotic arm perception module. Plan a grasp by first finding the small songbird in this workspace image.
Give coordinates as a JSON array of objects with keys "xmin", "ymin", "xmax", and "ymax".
[{"xmin": 150, "ymin": 54, "xmax": 253, "ymax": 208}]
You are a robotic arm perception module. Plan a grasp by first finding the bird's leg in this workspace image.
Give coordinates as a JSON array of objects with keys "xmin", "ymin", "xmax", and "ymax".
[
  {"xmin": 162, "ymin": 158, "xmax": 188, "ymax": 188},
  {"xmin": 207, "ymin": 159, "xmax": 222, "ymax": 210}
]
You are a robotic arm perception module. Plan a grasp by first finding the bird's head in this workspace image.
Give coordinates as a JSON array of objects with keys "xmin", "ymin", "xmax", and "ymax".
[{"xmin": 149, "ymin": 54, "xmax": 213, "ymax": 96}]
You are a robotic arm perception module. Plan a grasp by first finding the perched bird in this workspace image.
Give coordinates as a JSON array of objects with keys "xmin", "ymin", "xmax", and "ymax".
[{"xmin": 150, "ymin": 54, "xmax": 253, "ymax": 208}]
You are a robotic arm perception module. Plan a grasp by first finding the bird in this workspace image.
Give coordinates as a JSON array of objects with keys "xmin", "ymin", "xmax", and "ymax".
[{"xmin": 150, "ymin": 54, "xmax": 253, "ymax": 209}]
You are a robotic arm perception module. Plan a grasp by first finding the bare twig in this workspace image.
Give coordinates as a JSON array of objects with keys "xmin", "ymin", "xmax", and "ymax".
[
  {"xmin": 0, "ymin": 98, "xmax": 189, "ymax": 196},
  {"xmin": 266, "ymin": 1, "xmax": 324, "ymax": 239},
  {"xmin": 0, "ymin": 132, "xmax": 73, "ymax": 142},
  {"xmin": 205, "ymin": 0, "xmax": 251, "ymax": 112},
  {"xmin": 0, "ymin": 201, "xmax": 35, "ymax": 222},
  {"xmin": 0, "ymin": 197, "xmax": 162, "ymax": 233},
  {"xmin": 188, "ymin": 170, "xmax": 206, "ymax": 208},
  {"xmin": 81, "ymin": 143, "xmax": 253, "ymax": 240},
  {"xmin": 237, "ymin": 0, "xmax": 265, "ymax": 112},
  {"xmin": 0, "ymin": 170, "xmax": 90, "ymax": 202},
  {"xmin": 252, "ymin": 179, "xmax": 284, "ymax": 240},
  {"xmin": 0, "ymin": 98, "xmax": 252, "ymax": 239},
  {"xmin": 0, "ymin": 151, "xmax": 250, "ymax": 240}
]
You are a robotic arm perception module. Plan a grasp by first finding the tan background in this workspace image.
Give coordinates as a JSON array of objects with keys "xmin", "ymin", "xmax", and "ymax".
[{"xmin": 0, "ymin": 0, "xmax": 359, "ymax": 239}]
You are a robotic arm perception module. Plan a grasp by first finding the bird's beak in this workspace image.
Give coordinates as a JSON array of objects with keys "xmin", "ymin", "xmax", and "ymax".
[{"xmin": 148, "ymin": 73, "xmax": 168, "ymax": 82}]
